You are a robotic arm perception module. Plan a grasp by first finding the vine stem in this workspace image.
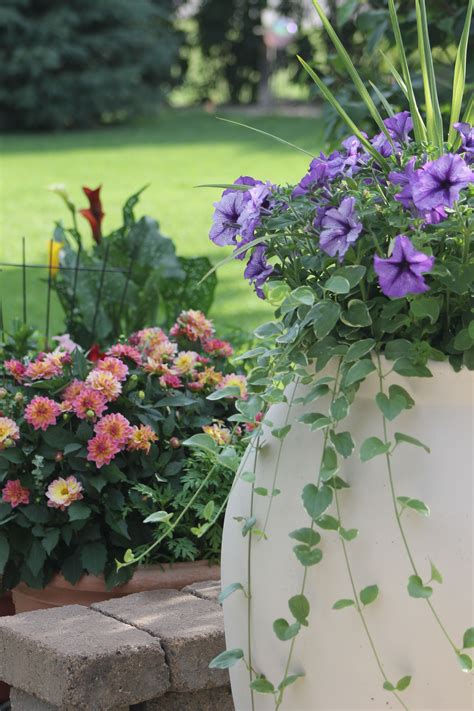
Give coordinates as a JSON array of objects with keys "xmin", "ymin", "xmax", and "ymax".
[
  {"xmin": 333, "ymin": 486, "xmax": 409, "ymax": 711},
  {"xmin": 274, "ymin": 361, "xmax": 343, "ymax": 710},
  {"xmin": 375, "ymin": 354, "xmax": 459, "ymax": 655},
  {"xmin": 261, "ymin": 379, "xmax": 299, "ymax": 536},
  {"xmin": 247, "ymin": 438, "xmax": 262, "ymax": 711}
]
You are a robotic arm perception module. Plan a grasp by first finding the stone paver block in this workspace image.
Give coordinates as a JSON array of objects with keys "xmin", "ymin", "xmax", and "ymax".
[
  {"xmin": 0, "ymin": 605, "xmax": 169, "ymax": 710},
  {"xmin": 144, "ymin": 686, "xmax": 234, "ymax": 710},
  {"xmin": 10, "ymin": 689, "xmax": 130, "ymax": 711},
  {"xmin": 93, "ymin": 589, "xmax": 228, "ymax": 692},
  {"xmin": 182, "ymin": 580, "xmax": 221, "ymax": 603}
]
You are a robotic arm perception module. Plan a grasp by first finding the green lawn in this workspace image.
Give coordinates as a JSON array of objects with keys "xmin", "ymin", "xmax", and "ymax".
[{"xmin": 0, "ymin": 109, "xmax": 324, "ymax": 340}]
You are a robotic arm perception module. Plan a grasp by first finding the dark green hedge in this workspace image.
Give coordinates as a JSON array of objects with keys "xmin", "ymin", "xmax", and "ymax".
[{"xmin": 0, "ymin": 0, "xmax": 183, "ymax": 130}]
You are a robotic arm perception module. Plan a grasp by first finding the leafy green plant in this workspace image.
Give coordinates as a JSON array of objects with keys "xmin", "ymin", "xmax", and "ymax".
[
  {"xmin": 204, "ymin": 0, "xmax": 473, "ymax": 706},
  {"xmin": 50, "ymin": 185, "xmax": 217, "ymax": 349},
  {"xmin": 0, "ymin": 311, "xmax": 244, "ymax": 590}
]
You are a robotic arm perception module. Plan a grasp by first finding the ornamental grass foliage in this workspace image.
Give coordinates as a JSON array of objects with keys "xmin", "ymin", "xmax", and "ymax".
[
  {"xmin": 204, "ymin": 0, "xmax": 474, "ymax": 706},
  {"xmin": 0, "ymin": 311, "xmax": 248, "ymax": 591}
]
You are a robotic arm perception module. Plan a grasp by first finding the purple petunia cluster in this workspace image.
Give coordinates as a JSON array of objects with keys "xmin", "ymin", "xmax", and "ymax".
[{"xmin": 209, "ymin": 115, "xmax": 474, "ymax": 299}]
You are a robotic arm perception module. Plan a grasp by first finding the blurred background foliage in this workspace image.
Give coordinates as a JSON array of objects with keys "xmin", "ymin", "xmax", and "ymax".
[{"xmin": 0, "ymin": 0, "xmax": 472, "ymax": 335}]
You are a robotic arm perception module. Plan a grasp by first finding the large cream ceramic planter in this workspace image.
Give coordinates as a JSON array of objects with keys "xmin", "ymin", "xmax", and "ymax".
[{"xmin": 221, "ymin": 361, "xmax": 473, "ymax": 710}]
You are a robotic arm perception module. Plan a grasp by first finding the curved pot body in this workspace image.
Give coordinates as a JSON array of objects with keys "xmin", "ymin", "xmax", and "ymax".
[
  {"xmin": 13, "ymin": 560, "xmax": 220, "ymax": 613},
  {"xmin": 222, "ymin": 362, "xmax": 473, "ymax": 710}
]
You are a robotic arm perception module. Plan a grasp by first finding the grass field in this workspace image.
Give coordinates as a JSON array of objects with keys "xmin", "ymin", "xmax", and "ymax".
[{"xmin": 0, "ymin": 109, "xmax": 324, "ymax": 340}]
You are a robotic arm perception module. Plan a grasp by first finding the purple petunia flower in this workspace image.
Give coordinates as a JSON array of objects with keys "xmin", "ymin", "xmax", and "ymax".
[
  {"xmin": 236, "ymin": 183, "xmax": 273, "ymax": 258},
  {"xmin": 412, "ymin": 153, "xmax": 474, "ymax": 211},
  {"xmin": 389, "ymin": 157, "xmax": 417, "ymax": 209},
  {"xmin": 318, "ymin": 196, "xmax": 363, "ymax": 261},
  {"xmin": 223, "ymin": 176, "xmax": 263, "ymax": 195},
  {"xmin": 209, "ymin": 190, "xmax": 246, "ymax": 246},
  {"xmin": 244, "ymin": 244, "xmax": 273, "ymax": 298},
  {"xmin": 371, "ymin": 131, "xmax": 396, "ymax": 158},
  {"xmin": 374, "ymin": 235, "xmax": 434, "ymax": 298},
  {"xmin": 454, "ymin": 122, "xmax": 474, "ymax": 161},
  {"xmin": 384, "ymin": 111, "xmax": 413, "ymax": 143}
]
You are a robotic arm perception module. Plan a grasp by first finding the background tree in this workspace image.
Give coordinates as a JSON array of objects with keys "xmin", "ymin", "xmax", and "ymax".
[{"xmin": 0, "ymin": 0, "xmax": 184, "ymax": 130}]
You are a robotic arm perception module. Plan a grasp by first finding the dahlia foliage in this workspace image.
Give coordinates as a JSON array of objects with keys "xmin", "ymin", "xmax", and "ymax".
[{"xmin": 0, "ymin": 311, "xmax": 249, "ymax": 589}]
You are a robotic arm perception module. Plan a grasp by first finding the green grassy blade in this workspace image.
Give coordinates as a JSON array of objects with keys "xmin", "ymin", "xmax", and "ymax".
[
  {"xmin": 462, "ymin": 93, "xmax": 474, "ymax": 123},
  {"xmin": 297, "ymin": 56, "xmax": 390, "ymax": 170},
  {"xmin": 387, "ymin": 0, "xmax": 427, "ymax": 143},
  {"xmin": 379, "ymin": 50, "xmax": 408, "ymax": 98},
  {"xmin": 415, "ymin": 0, "xmax": 444, "ymax": 149},
  {"xmin": 311, "ymin": 0, "xmax": 393, "ymax": 144},
  {"xmin": 369, "ymin": 81, "xmax": 395, "ymax": 117},
  {"xmin": 447, "ymin": 0, "xmax": 473, "ymax": 145},
  {"xmin": 195, "ymin": 183, "xmax": 250, "ymax": 191},
  {"xmin": 216, "ymin": 117, "xmax": 315, "ymax": 158}
]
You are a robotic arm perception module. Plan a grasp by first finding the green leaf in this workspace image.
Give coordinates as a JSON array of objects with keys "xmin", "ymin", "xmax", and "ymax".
[
  {"xmin": 254, "ymin": 487, "xmax": 268, "ymax": 497},
  {"xmin": 396, "ymin": 675, "xmax": 412, "ymax": 691},
  {"xmin": 340, "ymin": 299, "xmax": 372, "ymax": 328},
  {"xmin": 250, "ymin": 677, "xmax": 275, "ymax": 694},
  {"xmin": 393, "ymin": 358, "xmax": 432, "ymax": 378},
  {"xmin": 42, "ymin": 529, "xmax": 60, "ymax": 555},
  {"xmin": 317, "ymin": 514, "xmax": 340, "ymax": 530},
  {"xmin": 202, "ymin": 501, "xmax": 215, "ymax": 521},
  {"xmin": 330, "ymin": 395, "xmax": 348, "ymax": 421},
  {"xmin": 333, "ymin": 598, "xmax": 355, "ymax": 610},
  {"xmin": 21, "ymin": 504, "xmax": 49, "ymax": 524},
  {"xmin": 242, "ymin": 516, "xmax": 256, "ymax": 536},
  {"xmin": 271, "ymin": 425, "xmax": 291, "ymax": 440},
  {"xmin": 463, "ymin": 627, "xmax": 474, "ymax": 649},
  {"xmin": 410, "ymin": 296, "xmax": 441, "ymax": 324},
  {"xmin": 273, "ymin": 618, "xmax": 301, "ymax": 641},
  {"xmin": 63, "ymin": 443, "xmax": 83, "ymax": 456},
  {"xmin": 344, "ymin": 359, "xmax": 376, "ymax": 387},
  {"xmin": 394, "ymin": 432, "xmax": 430, "ymax": 453},
  {"xmin": 330, "ymin": 431, "xmax": 355, "ymax": 458},
  {"xmin": 325, "ymin": 276, "xmax": 350, "ymax": 294},
  {"xmin": 319, "ymin": 447, "xmax": 339, "ymax": 482},
  {"xmin": 290, "ymin": 286, "xmax": 315, "ymax": 305},
  {"xmin": 143, "ymin": 510, "xmax": 173, "ymax": 524},
  {"xmin": 293, "ymin": 545, "xmax": 323, "ymax": 567},
  {"xmin": 407, "ymin": 575, "xmax": 433, "ymax": 599},
  {"xmin": 339, "ymin": 527, "xmax": 358, "ymax": 541},
  {"xmin": 448, "ymin": 0, "xmax": 473, "ymax": 144},
  {"xmin": 298, "ymin": 412, "xmax": 331, "ymax": 431},
  {"xmin": 209, "ymin": 648, "xmax": 244, "ymax": 669},
  {"xmin": 429, "ymin": 560, "xmax": 443, "ymax": 584},
  {"xmin": 27, "ymin": 539, "xmax": 46, "ymax": 577},
  {"xmin": 68, "ymin": 501, "xmax": 91, "ymax": 521},
  {"xmin": 289, "ymin": 594, "xmax": 310, "ymax": 626},
  {"xmin": 375, "ymin": 392, "xmax": 406, "ymax": 421},
  {"xmin": 182, "ymin": 433, "xmax": 217, "ymax": 453},
  {"xmin": 397, "ymin": 496, "xmax": 430, "ymax": 516},
  {"xmin": 207, "ymin": 386, "xmax": 241, "ymax": 400},
  {"xmin": 42, "ymin": 426, "xmax": 77, "ymax": 449},
  {"xmin": 344, "ymin": 339, "xmax": 376, "ymax": 362},
  {"xmin": 278, "ymin": 673, "xmax": 305, "ymax": 691},
  {"xmin": 334, "ymin": 265, "xmax": 366, "ymax": 287},
  {"xmin": 388, "ymin": 384, "xmax": 415, "ymax": 409},
  {"xmin": 302, "ymin": 484, "xmax": 333, "ymax": 520},
  {"xmin": 240, "ymin": 471, "xmax": 256, "ymax": 483},
  {"xmin": 81, "ymin": 542, "xmax": 107, "ymax": 576},
  {"xmin": 360, "ymin": 437, "xmax": 391, "ymax": 462},
  {"xmin": 457, "ymin": 653, "xmax": 473, "ymax": 672},
  {"xmin": 0, "ymin": 532, "xmax": 9, "ymax": 575},
  {"xmin": 289, "ymin": 528, "xmax": 321, "ymax": 547},
  {"xmin": 359, "ymin": 584, "xmax": 379, "ymax": 606},
  {"xmin": 218, "ymin": 582, "xmax": 244, "ymax": 603},
  {"xmin": 383, "ymin": 681, "xmax": 395, "ymax": 691},
  {"xmin": 309, "ymin": 300, "xmax": 341, "ymax": 339}
]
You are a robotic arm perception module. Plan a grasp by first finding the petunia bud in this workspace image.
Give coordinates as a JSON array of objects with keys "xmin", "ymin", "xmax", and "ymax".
[{"xmin": 169, "ymin": 437, "xmax": 181, "ymax": 449}]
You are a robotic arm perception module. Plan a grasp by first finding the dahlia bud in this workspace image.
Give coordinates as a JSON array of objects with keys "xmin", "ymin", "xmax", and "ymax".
[
  {"xmin": 138, "ymin": 390, "xmax": 145, "ymax": 400},
  {"xmin": 4, "ymin": 438, "xmax": 13, "ymax": 448},
  {"xmin": 55, "ymin": 451, "xmax": 64, "ymax": 462},
  {"xmin": 0, "ymin": 388, "xmax": 7, "ymax": 400},
  {"xmin": 14, "ymin": 392, "xmax": 24, "ymax": 404},
  {"xmin": 63, "ymin": 412, "xmax": 70, "ymax": 422},
  {"xmin": 169, "ymin": 437, "xmax": 181, "ymax": 449},
  {"xmin": 130, "ymin": 374, "xmax": 138, "ymax": 382},
  {"xmin": 86, "ymin": 409, "xmax": 95, "ymax": 419}
]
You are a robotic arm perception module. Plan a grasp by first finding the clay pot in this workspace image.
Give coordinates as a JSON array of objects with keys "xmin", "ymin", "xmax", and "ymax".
[
  {"xmin": 13, "ymin": 560, "xmax": 220, "ymax": 613},
  {"xmin": 0, "ymin": 589, "xmax": 15, "ymax": 703}
]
